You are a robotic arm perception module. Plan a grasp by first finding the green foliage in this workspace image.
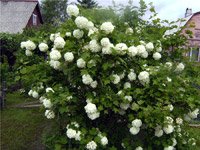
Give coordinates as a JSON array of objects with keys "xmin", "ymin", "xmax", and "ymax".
[{"xmin": 77, "ymin": 0, "xmax": 98, "ymax": 8}]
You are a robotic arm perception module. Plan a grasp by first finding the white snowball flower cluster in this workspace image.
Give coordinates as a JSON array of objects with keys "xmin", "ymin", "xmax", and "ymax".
[
  {"xmin": 153, "ymin": 52, "xmax": 162, "ymax": 60},
  {"xmin": 66, "ymin": 5, "xmax": 79, "ymax": 17},
  {"xmin": 135, "ymin": 146, "xmax": 143, "ymax": 150},
  {"xmin": 100, "ymin": 22, "xmax": 115, "ymax": 34},
  {"xmin": 65, "ymin": 32, "xmax": 71, "ymax": 37},
  {"xmin": 54, "ymin": 37, "xmax": 65, "ymax": 49},
  {"xmin": 154, "ymin": 125, "xmax": 164, "ymax": 137},
  {"xmin": 43, "ymin": 98, "xmax": 52, "ymax": 108},
  {"xmin": 175, "ymin": 63, "xmax": 185, "ymax": 72},
  {"xmin": 164, "ymin": 146, "xmax": 174, "ymax": 150},
  {"xmin": 88, "ymin": 27, "xmax": 98, "ymax": 37},
  {"xmin": 156, "ymin": 47, "xmax": 162, "ymax": 52},
  {"xmin": 84, "ymin": 102, "xmax": 100, "ymax": 120},
  {"xmin": 46, "ymin": 87, "xmax": 54, "ymax": 93},
  {"xmin": 145, "ymin": 42, "xmax": 154, "ymax": 51},
  {"xmin": 89, "ymin": 39, "xmax": 101, "ymax": 53},
  {"xmin": 128, "ymin": 46, "xmax": 138, "ymax": 57},
  {"xmin": 75, "ymin": 16, "xmax": 89, "ymax": 29},
  {"xmin": 168, "ymin": 104, "xmax": 174, "ymax": 111},
  {"xmin": 100, "ymin": 136, "xmax": 108, "ymax": 146},
  {"xmin": 82, "ymin": 74, "xmax": 93, "ymax": 85},
  {"xmin": 167, "ymin": 77, "xmax": 172, "ymax": 82},
  {"xmin": 115, "ymin": 43, "xmax": 128, "ymax": 55},
  {"xmin": 112, "ymin": 74, "xmax": 121, "ymax": 84},
  {"xmin": 176, "ymin": 117, "xmax": 183, "ymax": 125},
  {"xmin": 50, "ymin": 49, "xmax": 61, "ymax": 61},
  {"xmin": 64, "ymin": 52, "xmax": 74, "ymax": 62},
  {"xmin": 73, "ymin": 29, "xmax": 84, "ymax": 39},
  {"xmin": 49, "ymin": 60, "xmax": 61, "ymax": 70},
  {"xmin": 102, "ymin": 43, "xmax": 114, "ymax": 54},
  {"xmin": 128, "ymin": 70, "xmax": 137, "ymax": 81},
  {"xmin": 50, "ymin": 32, "xmax": 60, "ymax": 42},
  {"xmin": 86, "ymin": 141, "xmax": 97, "ymax": 150},
  {"xmin": 45, "ymin": 110, "xmax": 55, "ymax": 119},
  {"xmin": 163, "ymin": 124, "xmax": 174, "ymax": 134},
  {"xmin": 137, "ymin": 45, "xmax": 148, "ymax": 58},
  {"xmin": 39, "ymin": 43, "xmax": 48, "ymax": 52},
  {"xmin": 165, "ymin": 62, "xmax": 173, "ymax": 69},
  {"xmin": 66, "ymin": 128, "xmax": 81, "ymax": 141},
  {"xmin": 21, "ymin": 40, "xmax": 36, "ymax": 56},
  {"xmin": 138, "ymin": 71, "xmax": 149, "ymax": 85},
  {"xmin": 28, "ymin": 90, "xmax": 39, "ymax": 99},
  {"xmin": 124, "ymin": 82, "xmax": 131, "ymax": 89},
  {"xmin": 130, "ymin": 119, "xmax": 142, "ymax": 135},
  {"xmin": 125, "ymin": 27, "xmax": 133, "ymax": 34},
  {"xmin": 77, "ymin": 58, "xmax": 86, "ymax": 68},
  {"xmin": 100, "ymin": 38, "xmax": 110, "ymax": 47}
]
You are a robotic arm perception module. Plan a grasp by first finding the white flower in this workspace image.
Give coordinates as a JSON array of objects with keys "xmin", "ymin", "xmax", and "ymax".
[
  {"xmin": 43, "ymin": 98, "xmax": 52, "ymax": 108},
  {"xmin": 25, "ymin": 50, "xmax": 33, "ymax": 56},
  {"xmin": 50, "ymin": 33, "xmax": 60, "ymax": 42},
  {"xmin": 88, "ymin": 27, "xmax": 98, "ymax": 36},
  {"xmin": 139, "ymin": 41, "xmax": 146, "ymax": 45},
  {"xmin": 89, "ymin": 39, "xmax": 101, "ymax": 53},
  {"xmin": 75, "ymin": 16, "xmax": 89, "ymax": 29},
  {"xmin": 124, "ymin": 82, "xmax": 131, "ymax": 89},
  {"xmin": 25, "ymin": 40, "xmax": 36, "ymax": 51},
  {"xmin": 163, "ymin": 125, "xmax": 174, "ymax": 134},
  {"xmin": 165, "ymin": 116, "xmax": 174, "ymax": 124},
  {"xmin": 145, "ymin": 42, "xmax": 154, "ymax": 51},
  {"xmin": 102, "ymin": 44, "xmax": 114, "ymax": 54},
  {"xmin": 54, "ymin": 37, "xmax": 65, "ymax": 49},
  {"xmin": 77, "ymin": 58, "xmax": 86, "ymax": 68},
  {"xmin": 138, "ymin": 71, "xmax": 150, "ymax": 84},
  {"xmin": 132, "ymin": 119, "xmax": 142, "ymax": 128},
  {"xmin": 73, "ymin": 29, "xmax": 84, "ymax": 39},
  {"xmin": 39, "ymin": 96, "xmax": 45, "ymax": 103},
  {"xmin": 153, "ymin": 52, "xmax": 161, "ymax": 60},
  {"xmin": 46, "ymin": 87, "xmax": 54, "ymax": 93},
  {"xmin": 66, "ymin": 5, "xmax": 79, "ymax": 17},
  {"xmin": 165, "ymin": 62, "xmax": 173, "ymax": 69},
  {"xmin": 112, "ymin": 74, "xmax": 120, "ymax": 84},
  {"xmin": 88, "ymin": 111, "xmax": 100, "ymax": 120},
  {"xmin": 32, "ymin": 91, "xmax": 39, "ymax": 98},
  {"xmin": 88, "ymin": 60, "xmax": 96, "ymax": 67},
  {"xmin": 156, "ymin": 47, "xmax": 162, "ymax": 52},
  {"xmin": 64, "ymin": 52, "xmax": 74, "ymax": 62},
  {"xmin": 124, "ymin": 96, "xmax": 132, "ymax": 102},
  {"xmin": 128, "ymin": 46, "xmax": 138, "ymax": 57},
  {"xmin": 164, "ymin": 146, "xmax": 174, "ymax": 150},
  {"xmin": 75, "ymin": 131, "xmax": 81, "ymax": 141},
  {"xmin": 172, "ymin": 138, "xmax": 177, "ymax": 146},
  {"xmin": 167, "ymin": 77, "xmax": 172, "ymax": 82},
  {"xmin": 126, "ymin": 27, "xmax": 133, "ymax": 34},
  {"xmin": 115, "ymin": 43, "xmax": 128, "ymax": 55},
  {"xmin": 86, "ymin": 141, "xmax": 97, "ymax": 150},
  {"xmin": 128, "ymin": 72, "xmax": 136, "ymax": 81},
  {"xmin": 168, "ymin": 104, "xmax": 174, "ymax": 111},
  {"xmin": 39, "ymin": 43, "xmax": 48, "ymax": 52},
  {"xmin": 65, "ymin": 32, "xmax": 71, "ymax": 37},
  {"xmin": 50, "ymin": 50, "xmax": 61, "ymax": 61},
  {"xmin": 176, "ymin": 117, "xmax": 183, "ymax": 125},
  {"xmin": 154, "ymin": 125, "xmax": 163, "ymax": 137},
  {"xmin": 66, "ymin": 128, "xmax": 76, "ymax": 139},
  {"xmin": 140, "ymin": 51, "xmax": 148, "ymax": 58},
  {"xmin": 100, "ymin": 38, "xmax": 110, "ymax": 47},
  {"xmin": 45, "ymin": 110, "xmax": 55, "ymax": 119},
  {"xmin": 86, "ymin": 21, "xmax": 94, "ymax": 30},
  {"xmin": 137, "ymin": 45, "xmax": 148, "ymax": 58},
  {"xmin": 82, "ymin": 74, "xmax": 93, "ymax": 85},
  {"xmin": 84, "ymin": 102, "xmax": 97, "ymax": 114},
  {"xmin": 175, "ymin": 63, "xmax": 185, "ymax": 72},
  {"xmin": 20, "ymin": 41, "xmax": 26, "ymax": 49},
  {"xmin": 135, "ymin": 146, "xmax": 143, "ymax": 150},
  {"xmin": 120, "ymin": 103, "xmax": 130, "ymax": 110},
  {"xmin": 28, "ymin": 90, "xmax": 33, "ymax": 96},
  {"xmin": 130, "ymin": 126, "xmax": 140, "ymax": 135},
  {"xmin": 101, "ymin": 136, "xmax": 108, "ymax": 146},
  {"xmin": 90, "ymin": 81, "xmax": 98, "ymax": 88},
  {"xmin": 49, "ymin": 60, "xmax": 61, "ymax": 70},
  {"xmin": 188, "ymin": 108, "xmax": 199, "ymax": 119},
  {"xmin": 100, "ymin": 22, "xmax": 115, "ymax": 34}
]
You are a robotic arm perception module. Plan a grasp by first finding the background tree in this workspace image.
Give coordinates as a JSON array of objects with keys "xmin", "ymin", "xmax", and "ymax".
[
  {"xmin": 77, "ymin": 0, "xmax": 98, "ymax": 8},
  {"xmin": 41, "ymin": 0, "xmax": 68, "ymax": 25}
]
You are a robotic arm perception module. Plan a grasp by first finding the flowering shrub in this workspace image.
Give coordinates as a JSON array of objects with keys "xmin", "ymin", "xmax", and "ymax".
[{"xmin": 20, "ymin": 5, "xmax": 200, "ymax": 150}]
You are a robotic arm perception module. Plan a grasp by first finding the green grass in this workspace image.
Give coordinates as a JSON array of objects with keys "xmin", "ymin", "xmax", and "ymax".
[
  {"xmin": 1, "ymin": 92, "xmax": 54, "ymax": 150},
  {"xmin": 187, "ymin": 127, "xmax": 200, "ymax": 149}
]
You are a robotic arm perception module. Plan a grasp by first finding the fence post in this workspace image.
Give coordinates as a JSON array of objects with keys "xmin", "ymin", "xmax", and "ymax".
[{"xmin": 1, "ymin": 80, "xmax": 7, "ymax": 108}]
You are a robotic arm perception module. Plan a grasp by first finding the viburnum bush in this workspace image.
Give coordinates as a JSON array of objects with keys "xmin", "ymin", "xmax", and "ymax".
[{"xmin": 19, "ymin": 4, "xmax": 200, "ymax": 150}]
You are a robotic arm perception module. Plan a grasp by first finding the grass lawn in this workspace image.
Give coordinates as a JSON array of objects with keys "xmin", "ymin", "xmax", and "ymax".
[
  {"xmin": 1, "ymin": 92, "xmax": 200, "ymax": 149},
  {"xmin": 1, "ymin": 92, "xmax": 54, "ymax": 150}
]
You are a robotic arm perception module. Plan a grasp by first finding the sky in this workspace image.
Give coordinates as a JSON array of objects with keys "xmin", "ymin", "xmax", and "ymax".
[{"xmin": 40, "ymin": 0, "xmax": 200, "ymax": 21}]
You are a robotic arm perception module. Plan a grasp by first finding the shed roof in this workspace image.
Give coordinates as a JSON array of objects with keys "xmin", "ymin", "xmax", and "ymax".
[{"xmin": 0, "ymin": 0, "xmax": 38, "ymax": 33}]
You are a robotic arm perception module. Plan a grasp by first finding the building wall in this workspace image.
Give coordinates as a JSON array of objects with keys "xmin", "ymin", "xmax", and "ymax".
[
  {"xmin": 182, "ymin": 13, "xmax": 200, "ymax": 47},
  {"xmin": 26, "ymin": 4, "xmax": 43, "ymax": 27}
]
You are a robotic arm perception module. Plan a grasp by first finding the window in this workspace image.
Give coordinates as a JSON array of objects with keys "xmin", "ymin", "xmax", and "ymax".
[
  {"xmin": 32, "ymin": 14, "xmax": 37, "ymax": 26},
  {"xmin": 189, "ymin": 48, "xmax": 200, "ymax": 62}
]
